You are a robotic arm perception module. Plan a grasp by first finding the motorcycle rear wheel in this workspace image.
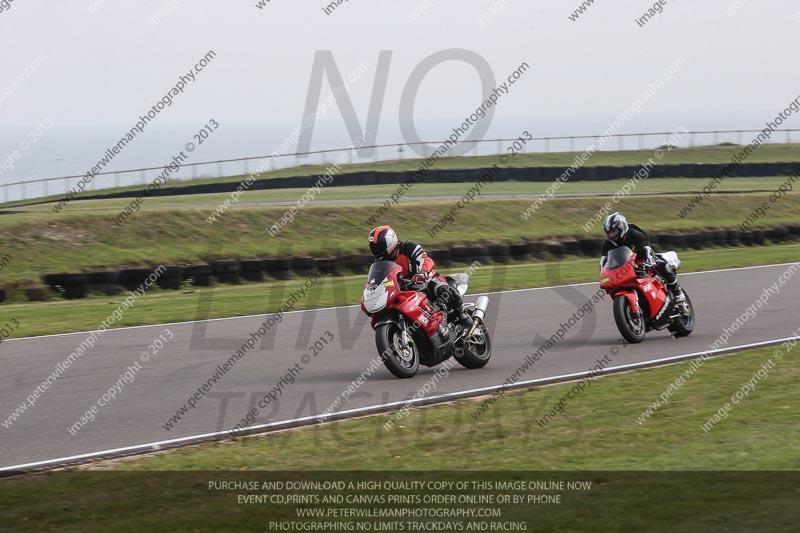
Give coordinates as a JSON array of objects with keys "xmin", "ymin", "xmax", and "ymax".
[
  {"xmin": 455, "ymin": 320, "xmax": 492, "ymax": 369},
  {"xmin": 376, "ymin": 323, "xmax": 419, "ymax": 379},
  {"xmin": 668, "ymin": 291, "xmax": 695, "ymax": 338}
]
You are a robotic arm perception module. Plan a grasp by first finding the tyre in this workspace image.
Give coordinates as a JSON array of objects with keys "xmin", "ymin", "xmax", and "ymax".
[
  {"xmin": 185, "ymin": 265, "xmax": 213, "ymax": 287},
  {"xmin": 668, "ymin": 291, "xmax": 695, "ymax": 338},
  {"xmin": 156, "ymin": 266, "xmax": 183, "ymax": 290},
  {"xmin": 86, "ymin": 270, "xmax": 120, "ymax": 284},
  {"xmin": 210, "ymin": 261, "xmax": 241, "ymax": 284},
  {"xmin": 24, "ymin": 287, "xmax": 50, "ymax": 301},
  {"xmin": 43, "ymin": 273, "xmax": 88, "ymax": 288},
  {"xmin": 89, "ymin": 283, "xmax": 123, "ymax": 296},
  {"xmin": 613, "ymin": 294, "xmax": 646, "ymax": 344},
  {"xmin": 375, "ymin": 322, "xmax": 419, "ymax": 379},
  {"xmin": 455, "ymin": 320, "xmax": 492, "ymax": 369}
]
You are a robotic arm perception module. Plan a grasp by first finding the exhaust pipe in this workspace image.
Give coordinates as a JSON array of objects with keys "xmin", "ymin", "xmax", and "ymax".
[
  {"xmin": 473, "ymin": 296, "xmax": 489, "ymax": 322},
  {"xmin": 466, "ymin": 296, "xmax": 489, "ymax": 337}
]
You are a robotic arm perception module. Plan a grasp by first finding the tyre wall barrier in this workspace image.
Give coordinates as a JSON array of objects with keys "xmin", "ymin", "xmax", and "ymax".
[
  {"xmin": 240, "ymin": 260, "xmax": 265, "ymax": 282},
  {"xmin": 185, "ymin": 264, "xmax": 212, "ymax": 286},
  {"xmin": 509, "ymin": 243, "xmax": 530, "ymax": 261},
  {"xmin": 264, "ymin": 258, "xmax": 292, "ymax": 280},
  {"xmin": 486, "ymin": 243, "xmax": 510, "ymax": 263},
  {"xmin": 526, "ymin": 240, "xmax": 548, "ymax": 260},
  {"xmin": 27, "ymin": 225, "xmax": 798, "ymax": 301},
  {"xmin": 24, "ymin": 287, "xmax": 50, "ymax": 301},
  {"xmin": 210, "ymin": 261, "xmax": 241, "ymax": 284},
  {"xmin": 157, "ymin": 266, "xmax": 183, "ymax": 290},
  {"xmin": 315, "ymin": 257, "xmax": 340, "ymax": 276},
  {"xmin": 43, "ymin": 273, "xmax": 88, "ymax": 300},
  {"xmin": 291, "ymin": 256, "xmax": 316, "ymax": 277},
  {"xmin": 90, "ymin": 283, "xmax": 124, "ymax": 296},
  {"xmin": 545, "ymin": 243, "xmax": 566, "ymax": 257},
  {"xmin": 340, "ymin": 254, "xmax": 372, "ymax": 274},
  {"xmin": 429, "ymin": 249, "xmax": 453, "ymax": 268}
]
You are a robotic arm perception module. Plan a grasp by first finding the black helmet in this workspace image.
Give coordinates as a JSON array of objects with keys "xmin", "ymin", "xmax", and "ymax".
[
  {"xmin": 603, "ymin": 212, "xmax": 629, "ymax": 245},
  {"xmin": 368, "ymin": 225, "xmax": 399, "ymax": 259}
]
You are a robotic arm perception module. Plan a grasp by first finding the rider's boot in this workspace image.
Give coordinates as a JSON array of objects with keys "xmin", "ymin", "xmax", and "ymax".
[
  {"xmin": 668, "ymin": 281, "xmax": 688, "ymax": 313},
  {"xmin": 435, "ymin": 283, "xmax": 473, "ymax": 329}
]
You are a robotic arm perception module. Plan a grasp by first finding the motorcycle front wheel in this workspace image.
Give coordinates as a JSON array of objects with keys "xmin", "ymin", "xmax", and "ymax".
[
  {"xmin": 613, "ymin": 294, "xmax": 646, "ymax": 344},
  {"xmin": 376, "ymin": 322, "xmax": 419, "ymax": 379}
]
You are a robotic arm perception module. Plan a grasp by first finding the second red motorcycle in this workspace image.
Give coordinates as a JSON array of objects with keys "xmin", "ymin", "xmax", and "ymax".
[{"xmin": 600, "ymin": 246, "xmax": 695, "ymax": 343}]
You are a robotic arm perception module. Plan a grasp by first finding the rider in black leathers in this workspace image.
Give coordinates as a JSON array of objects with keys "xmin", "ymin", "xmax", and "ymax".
[{"xmin": 600, "ymin": 212, "xmax": 687, "ymax": 309}]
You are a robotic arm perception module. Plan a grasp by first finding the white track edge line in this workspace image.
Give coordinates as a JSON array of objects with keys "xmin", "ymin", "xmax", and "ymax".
[{"xmin": 2, "ymin": 334, "xmax": 797, "ymax": 473}]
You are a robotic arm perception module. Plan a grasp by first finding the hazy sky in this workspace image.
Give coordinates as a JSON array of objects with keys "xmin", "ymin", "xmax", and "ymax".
[{"xmin": 2, "ymin": 1, "xmax": 800, "ymax": 148}]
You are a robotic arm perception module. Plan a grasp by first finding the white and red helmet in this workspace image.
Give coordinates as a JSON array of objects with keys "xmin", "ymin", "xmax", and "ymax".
[{"xmin": 368, "ymin": 225, "xmax": 399, "ymax": 259}]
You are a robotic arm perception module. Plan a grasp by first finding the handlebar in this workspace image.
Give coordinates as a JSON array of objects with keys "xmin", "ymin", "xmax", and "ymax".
[{"xmin": 398, "ymin": 275, "xmax": 426, "ymax": 291}]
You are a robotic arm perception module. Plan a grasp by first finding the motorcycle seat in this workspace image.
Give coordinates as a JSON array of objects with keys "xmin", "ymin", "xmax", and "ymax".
[
  {"xmin": 657, "ymin": 251, "xmax": 681, "ymax": 270},
  {"xmin": 445, "ymin": 273, "xmax": 470, "ymax": 296}
]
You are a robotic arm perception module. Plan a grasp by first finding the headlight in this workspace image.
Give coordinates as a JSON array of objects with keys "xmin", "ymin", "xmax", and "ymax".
[{"xmin": 363, "ymin": 286, "xmax": 389, "ymax": 313}]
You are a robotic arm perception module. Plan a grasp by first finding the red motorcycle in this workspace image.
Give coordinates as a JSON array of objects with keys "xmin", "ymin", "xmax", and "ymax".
[
  {"xmin": 361, "ymin": 260, "xmax": 491, "ymax": 378},
  {"xmin": 600, "ymin": 246, "xmax": 695, "ymax": 343}
]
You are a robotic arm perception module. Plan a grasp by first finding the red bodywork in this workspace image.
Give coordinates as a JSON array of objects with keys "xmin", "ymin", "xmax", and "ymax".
[
  {"xmin": 600, "ymin": 252, "xmax": 668, "ymax": 320},
  {"xmin": 361, "ymin": 262, "xmax": 444, "ymax": 336}
]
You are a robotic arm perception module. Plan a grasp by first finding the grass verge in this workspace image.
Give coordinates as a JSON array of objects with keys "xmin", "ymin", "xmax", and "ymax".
[{"xmin": 0, "ymin": 344, "xmax": 797, "ymax": 531}]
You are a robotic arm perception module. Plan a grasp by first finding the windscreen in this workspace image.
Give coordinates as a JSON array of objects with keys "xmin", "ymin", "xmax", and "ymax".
[
  {"xmin": 366, "ymin": 260, "xmax": 398, "ymax": 287},
  {"xmin": 605, "ymin": 246, "xmax": 633, "ymax": 270}
]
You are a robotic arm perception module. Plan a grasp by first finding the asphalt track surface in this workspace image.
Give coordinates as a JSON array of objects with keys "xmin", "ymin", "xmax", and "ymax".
[{"xmin": 2, "ymin": 262, "xmax": 799, "ymax": 471}]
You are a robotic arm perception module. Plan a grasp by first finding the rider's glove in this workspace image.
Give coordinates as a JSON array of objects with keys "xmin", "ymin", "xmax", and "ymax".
[
  {"xmin": 411, "ymin": 270, "xmax": 431, "ymax": 284},
  {"xmin": 599, "ymin": 256, "xmax": 607, "ymax": 272}
]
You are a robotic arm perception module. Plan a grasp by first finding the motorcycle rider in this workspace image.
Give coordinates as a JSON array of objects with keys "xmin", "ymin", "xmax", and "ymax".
[
  {"xmin": 600, "ymin": 212, "xmax": 688, "ymax": 310},
  {"xmin": 368, "ymin": 225, "xmax": 473, "ymax": 328}
]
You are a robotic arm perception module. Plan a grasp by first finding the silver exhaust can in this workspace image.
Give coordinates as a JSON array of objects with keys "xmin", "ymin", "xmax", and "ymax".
[{"xmin": 473, "ymin": 296, "xmax": 489, "ymax": 322}]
